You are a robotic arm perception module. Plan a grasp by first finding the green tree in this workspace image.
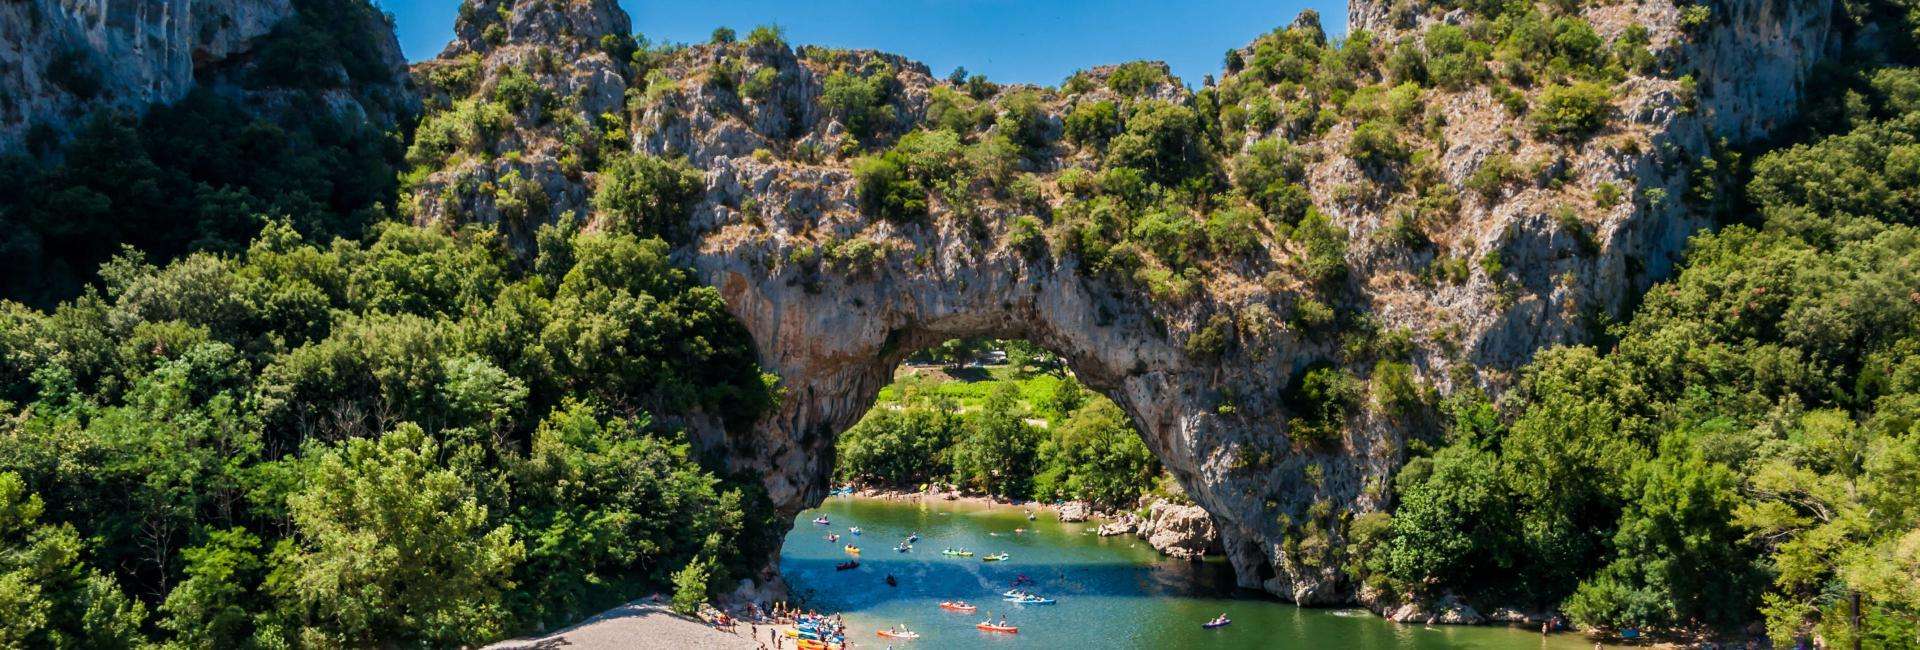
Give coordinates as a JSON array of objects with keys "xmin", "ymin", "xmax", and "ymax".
[
  {"xmin": 0, "ymin": 472, "xmax": 148, "ymax": 649},
  {"xmin": 1379, "ymin": 444, "xmax": 1520, "ymax": 599},
  {"xmin": 591, "ymin": 153, "xmax": 704, "ymax": 240},
  {"xmin": 949, "ymin": 385, "xmax": 1041, "ymax": 498},
  {"xmin": 1033, "ymin": 400, "xmax": 1158, "ymax": 507},
  {"xmin": 268, "ymin": 425, "xmax": 523, "ymax": 646}
]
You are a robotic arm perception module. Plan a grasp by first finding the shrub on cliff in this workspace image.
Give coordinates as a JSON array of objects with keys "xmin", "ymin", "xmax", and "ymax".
[
  {"xmin": 591, "ymin": 153, "xmax": 704, "ymax": 239},
  {"xmin": 822, "ymin": 68, "xmax": 896, "ymax": 145},
  {"xmin": 1065, "ymin": 99, "xmax": 1121, "ymax": 148},
  {"xmin": 1532, "ymin": 81, "xmax": 1613, "ymax": 139},
  {"xmin": 852, "ymin": 150, "xmax": 929, "ymax": 222},
  {"xmin": 1105, "ymin": 100, "xmax": 1209, "ymax": 186}
]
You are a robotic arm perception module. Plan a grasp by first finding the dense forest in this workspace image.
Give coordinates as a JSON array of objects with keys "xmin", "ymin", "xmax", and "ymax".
[{"xmin": 1, "ymin": 0, "xmax": 1918, "ymax": 646}]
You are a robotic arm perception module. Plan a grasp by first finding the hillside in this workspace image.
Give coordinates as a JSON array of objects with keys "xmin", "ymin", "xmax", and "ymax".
[{"xmin": 0, "ymin": 0, "xmax": 1915, "ymax": 645}]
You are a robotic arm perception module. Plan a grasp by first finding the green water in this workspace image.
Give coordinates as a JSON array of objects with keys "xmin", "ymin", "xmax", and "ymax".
[{"xmin": 783, "ymin": 497, "xmax": 1601, "ymax": 650}]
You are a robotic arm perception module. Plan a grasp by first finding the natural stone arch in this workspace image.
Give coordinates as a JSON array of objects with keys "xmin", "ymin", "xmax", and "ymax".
[
  {"xmin": 403, "ymin": 0, "xmax": 1843, "ymax": 606},
  {"xmin": 682, "ymin": 209, "xmax": 1385, "ymax": 604}
]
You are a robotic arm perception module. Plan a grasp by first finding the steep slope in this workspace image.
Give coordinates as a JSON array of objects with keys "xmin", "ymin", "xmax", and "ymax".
[
  {"xmin": 406, "ymin": 0, "xmax": 1843, "ymax": 604},
  {"xmin": 0, "ymin": 0, "xmax": 413, "ymax": 151}
]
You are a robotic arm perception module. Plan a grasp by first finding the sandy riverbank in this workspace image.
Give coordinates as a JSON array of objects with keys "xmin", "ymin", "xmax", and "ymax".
[
  {"xmin": 484, "ymin": 599, "xmax": 800, "ymax": 650},
  {"xmin": 842, "ymin": 486, "xmax": 1096, "ymax": 518}
]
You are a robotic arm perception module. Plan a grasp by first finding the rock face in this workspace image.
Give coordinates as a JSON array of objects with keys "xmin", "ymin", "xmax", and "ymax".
[
  {"xmin": 0, "ymin": 0, "xmax": 414, "ymax": 152},
  {"xmin": 410, "ymin": 0, "xmax": 1843, "ymax": 606},
  {"xmin": 0, "ymin": 0, "xmax": 287, "ymax": 149},
  {"xmin": 1138, "ymin": 500, "xmax": 1222, "ymax": 560}
]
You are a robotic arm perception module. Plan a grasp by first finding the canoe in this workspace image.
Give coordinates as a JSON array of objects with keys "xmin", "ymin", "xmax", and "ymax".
[
  {"xmin": 939, "ymin": 601, "xmax": 977, "ymax": 612},
  {"xmin": 876, "ymin": 630, "xmax": 920, "ymax": 639},
  {"xmin": 1202, "ymin": 618, "xmax": 1232, "ymax": 629},
  {"xmin": 1003, "ymin": 596, "xmax": 1055, "ymax": 604},
  {"xmin": 976, "ymin": 623, "xmax": 1018, "ymax": 633}
]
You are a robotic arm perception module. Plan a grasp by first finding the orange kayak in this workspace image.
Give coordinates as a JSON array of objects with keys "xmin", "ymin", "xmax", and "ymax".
[
  {"xmin": 939, "ymin": 601, "xmax": 977, "ymax": 612},
  {"xmin": 976, "ymin": 622, "xmax": 1018, "ymax": 633},
  {"xmin": 877, "ymin": 630, "xmax": 921, "ymax": 639}
]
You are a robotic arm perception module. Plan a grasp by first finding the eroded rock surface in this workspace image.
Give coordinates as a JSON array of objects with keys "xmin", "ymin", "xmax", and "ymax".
[{"xmin": 0, "ymin": 0, "xmax": 413, "ymax": 151}]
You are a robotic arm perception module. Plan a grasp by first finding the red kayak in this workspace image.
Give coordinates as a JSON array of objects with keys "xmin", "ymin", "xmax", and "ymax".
[
  {"xmin": 976, "ymin": 622, "xmax": 1018, "ymax": 633},
  {"xmin": 835, "ymin": 560, "xmax": 859, "ymax": 571}
]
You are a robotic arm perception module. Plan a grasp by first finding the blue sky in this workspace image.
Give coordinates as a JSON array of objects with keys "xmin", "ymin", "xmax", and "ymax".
[{"xmin": 378, "ymin": 1, "xmax": 1348, "ymax": 87}]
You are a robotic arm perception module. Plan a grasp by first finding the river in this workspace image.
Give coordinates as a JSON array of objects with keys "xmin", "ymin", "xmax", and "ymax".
[{"xmin": 782, "ymin": 496, "xmax": 1603, "ymax": 650}]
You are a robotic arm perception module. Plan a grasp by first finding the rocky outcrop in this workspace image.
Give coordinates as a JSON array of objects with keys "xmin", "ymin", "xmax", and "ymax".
[
  {"xmin": 1091, "ymin": 500, "xmax": 1221, "ymax": 560},
  {"xmin": 411, "ymin": 0, "xmax": 1844, "ymax": 608},
  {"xmin": 1097, "ymin": 517, "xmax": 1137, "ymax": 537},
  {"xmin": 1057, "ymin": 501, "xmax": 1091, "ymax": 522},
  {"xmin": 1386, "ymin": 593, "xmax": 1484, "ymax": 626},
  {"xmin": 0, "ymin": 0, "xmax": 413, "ymax": 152},
  {"xmin": 405, "ymin": 0, "xmax": 634, "ymax": 249},
  {"xmin": 1138, "ymin": 500, "xmax": 1222, "ymax": 560}
]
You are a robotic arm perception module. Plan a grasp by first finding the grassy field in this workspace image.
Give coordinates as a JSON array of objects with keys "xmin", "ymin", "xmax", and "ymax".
[{"xmin": 873, "ymin": 364, "xmax": 1076, "ymax": 424}]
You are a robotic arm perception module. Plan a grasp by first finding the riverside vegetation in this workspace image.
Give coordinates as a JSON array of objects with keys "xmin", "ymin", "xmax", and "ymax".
[{"xmin": 0, "ymin": 0, "xmax": 1916, "ymax": 647}]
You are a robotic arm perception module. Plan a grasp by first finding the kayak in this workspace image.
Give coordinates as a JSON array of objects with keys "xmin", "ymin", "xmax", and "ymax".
[
  {"xmin": 939, "ymin": 601, "xmax": 977, "ymax": 612},
  {"xmin": 906, "ymin": 533, "xmax": 920, "ymax": 542},
  {"xmin": 876, "ymin": 630, "xmax": 920, "ymax": 640},
  {"xmin": 976, "ymin": 622, "xmax": 1018, "ymax": 633},
  {"xmin": 895, "ymin": 544, "xmax": 912, "ymax": 552},
  {"xmin": 1003, "ymin": 595, "xmax": 1055, "ymax": 604},
  {"xmin": 941, "ymin": 549, "xmax": 973, "ymax": 557},
  {"xmin": 812, "ymin": 517, "xmax": 830, "ymax": 525},
  {"xmin": 1203, "ymin": 618, "xmax": 1232, "ymax": 629},
  {"xmin": 844, "ymin": 545, "xmax": 860, "ymax": 554},
  {"xmin": 835, "ymin": 560, "xmax": 859, "ymax": 570},
  {"xmin": 981, "ymin": 552, "xmax": 1009, "ymax": 561},
  {"xmin": 850, "ymin": 527, "xmax": 861, "ymax": 535}
]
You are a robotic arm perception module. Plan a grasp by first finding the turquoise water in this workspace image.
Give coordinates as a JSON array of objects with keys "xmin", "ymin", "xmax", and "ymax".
[{"xmin": 782, "ymin": 497, "xmax": 1601, "ymax": 649}]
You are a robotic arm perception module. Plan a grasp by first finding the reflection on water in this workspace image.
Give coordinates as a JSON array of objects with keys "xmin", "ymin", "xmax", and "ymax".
[{"xmin": 782, "ymin": 497, "xmax": 1602, "ymax": 649}]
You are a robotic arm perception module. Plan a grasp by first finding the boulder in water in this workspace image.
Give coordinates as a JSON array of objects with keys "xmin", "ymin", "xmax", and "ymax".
[
  {"xmin": 1058, "ymin": 501, "xmax": 1091, "ymax": 522},
  {"xmin": 1137, "ymin": 499, "xmax": 1221, "ymax": 560}
]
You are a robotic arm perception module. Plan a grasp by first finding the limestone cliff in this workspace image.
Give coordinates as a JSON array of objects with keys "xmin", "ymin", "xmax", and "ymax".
[
  {"xmin": 407, "ymin": 0, "xmax": 1842, "ymax": 606},
  {"xmin": 0, "ymin": 0, "xmax": 413, "ymax": 152},
  {"xmin": 404, "ymin": 0, "xmax": 634, "ymax": 249}
]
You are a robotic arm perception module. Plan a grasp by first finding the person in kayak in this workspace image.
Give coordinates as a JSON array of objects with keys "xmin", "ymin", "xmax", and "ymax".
[{"xmin": 1209, "ymin": 613, "xmax": 1229, "ymax": 626}]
